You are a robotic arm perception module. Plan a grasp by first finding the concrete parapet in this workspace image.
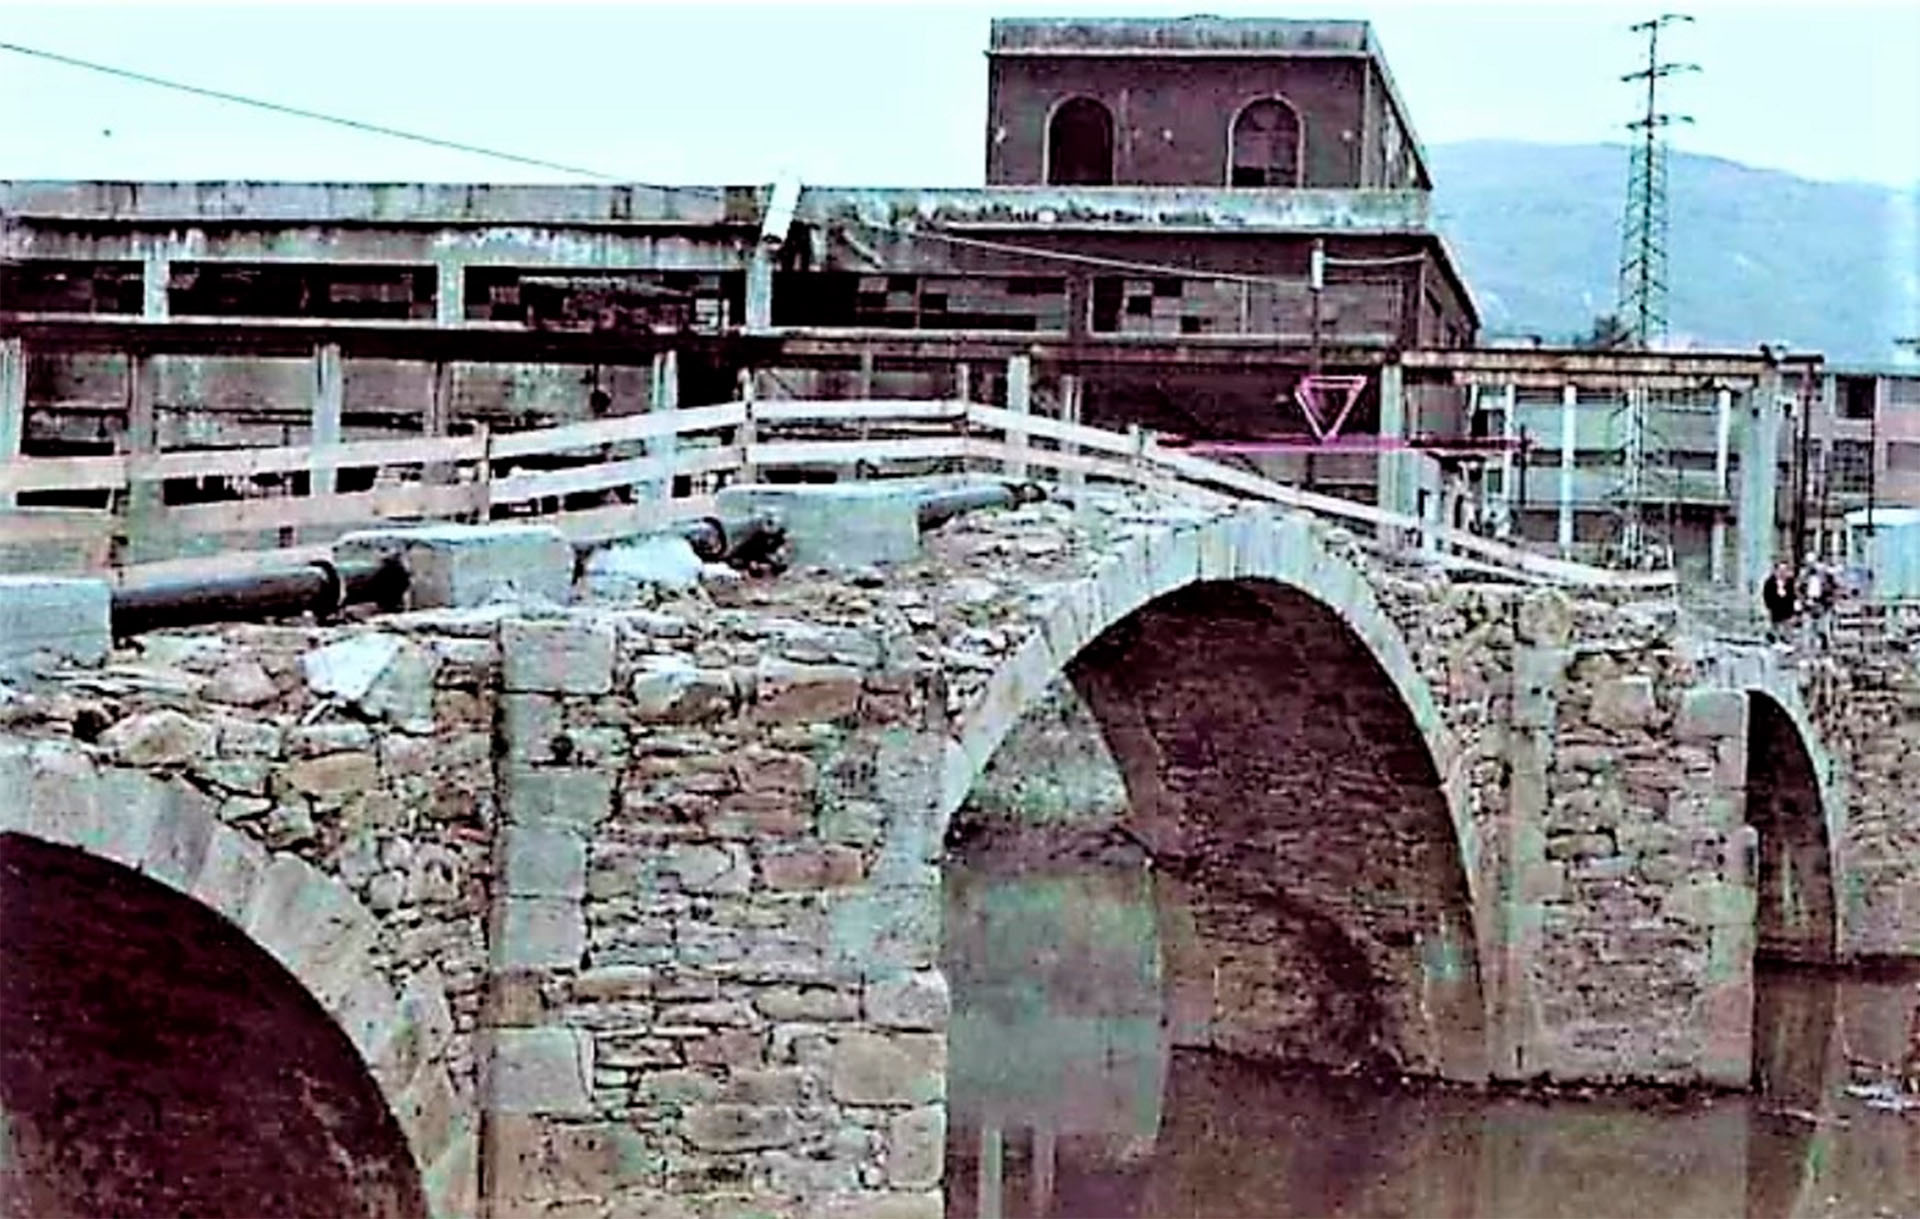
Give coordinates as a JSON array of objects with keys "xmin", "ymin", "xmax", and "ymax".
[
  {"xmin": 0, "ymin": 575, "xmax": 111, "ymax": 670},
  {"xmin": 335, "ymin": 524, "xmax": 571, "ymax": 610},
  {"xmin": 718, "ymin": 482, "xmax": 928, "ymax": 569}
]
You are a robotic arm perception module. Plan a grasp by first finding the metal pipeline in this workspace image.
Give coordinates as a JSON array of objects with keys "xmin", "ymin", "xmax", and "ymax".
[
  {"xmin": 110, "ymin": 555, "xmax": 408, "ymax": 637},
  {"xmin": 915, "ymin": 482, "xmax": 1047, "ymax": 532},
  {"xmin": 668, "ymin": 511, "xmax": 786, "ymax": 566}
]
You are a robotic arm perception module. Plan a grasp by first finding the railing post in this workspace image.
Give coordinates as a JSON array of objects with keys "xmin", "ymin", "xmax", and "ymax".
[
  {"xmin": 1060, "ymin": 372, "xmax": 1084, "ymax": 492},
  {"xmin": 738, "ymin": 369, "xmax": 759, "ymax": 485},
  {"xmin": 312, "ymin": 342, "xmax": 344, "ymax": 500},
  {"xmin": 122, "ymin": 351, "xmax": 161, "ymax": 564},
  {"xmin": 1005, "ymin": 353, "xmax": 1031, "ymax": 480},
  {"xmin": 0, "ymin": 336, "xmax": 24, "ymax": 511},
  {"xmin": 648, "ymin": 348, "xmax": 679, "ymax": 502},
  {"xmin": 474, "ymin": 423, "xmax": 493, "ymax": 523},
  {"xmin": 425, "ymin": 360, "xmax": 455, "ymax": 485}
]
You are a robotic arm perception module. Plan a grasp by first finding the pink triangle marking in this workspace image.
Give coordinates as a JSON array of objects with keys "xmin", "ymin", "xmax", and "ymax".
[{"xmin": 1293, "ymin": 375, "xmax": 1369, "ymax": 441}]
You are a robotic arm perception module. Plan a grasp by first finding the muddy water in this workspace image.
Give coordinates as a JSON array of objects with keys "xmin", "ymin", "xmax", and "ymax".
[{"xmin": 944, "ymin": 859, "xmax": 1920, "ymax": 1219}]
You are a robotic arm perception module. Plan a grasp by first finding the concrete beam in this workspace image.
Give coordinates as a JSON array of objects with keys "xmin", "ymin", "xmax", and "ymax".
[
  {"xmin": 0, "ymin": 576, "xmax": 111, "ymax": 670},
  {"xmin": 335, "ymin": 524, "xmax": 572, "ymax": 610},
  {"xmin": 0, "ymin": 337, "xmax": 23, "ymax": 511}
]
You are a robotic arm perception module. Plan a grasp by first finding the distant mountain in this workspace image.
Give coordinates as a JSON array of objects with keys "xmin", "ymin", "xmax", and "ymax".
[{"xmin": 1428, "ymin": 140, "xmax": 1916, "ymax": 367}]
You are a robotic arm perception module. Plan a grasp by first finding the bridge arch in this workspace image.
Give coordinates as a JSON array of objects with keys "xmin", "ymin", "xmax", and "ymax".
[
  {"xmin": 1741, "ymin": 666, "xmax": 1846, "ymax": 963},
  {"xmin": 0, "ymin": 741, "xmax": 471, "ymax": 1218},
  {"xmin": 942, "ymin": 509, "xmax": 1488, "ymax": 1081}
]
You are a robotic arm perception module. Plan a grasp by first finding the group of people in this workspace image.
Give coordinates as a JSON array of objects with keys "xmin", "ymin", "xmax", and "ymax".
[{"xmin": 1761, "ymin": 559, "xmax": 1845, "ymax": 646}]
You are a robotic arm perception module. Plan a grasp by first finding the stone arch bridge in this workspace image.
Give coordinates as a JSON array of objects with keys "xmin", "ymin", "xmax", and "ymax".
[{"xmin": 1, "ymin": 487, "xmax": 1914, "ymax": 1218}]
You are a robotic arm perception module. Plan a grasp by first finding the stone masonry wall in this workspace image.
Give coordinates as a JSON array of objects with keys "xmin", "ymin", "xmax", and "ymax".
[{"xmin": 0, "ymin": 614, "xmax": 492, "ymax": 1216}]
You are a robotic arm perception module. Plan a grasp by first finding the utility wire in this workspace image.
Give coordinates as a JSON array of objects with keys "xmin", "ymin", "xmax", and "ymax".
[{"xmin": 0, "ymin": 39, "xmax": 724, "ymax": 195}]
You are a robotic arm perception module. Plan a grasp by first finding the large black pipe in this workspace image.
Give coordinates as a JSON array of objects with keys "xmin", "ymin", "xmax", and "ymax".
[
  {"xmin": 665, "ymin": 512, "xmax": 785, "ymax": 565},
  {"xmin": 916, "ymin": 482, "xmax": 1046, "ymax": 532},
  {"xmin": 110, "ymin": 556, "xmax": 407, "ymax": 637}
]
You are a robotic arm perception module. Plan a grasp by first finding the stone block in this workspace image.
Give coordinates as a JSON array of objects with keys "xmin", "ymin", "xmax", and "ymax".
[
  {"xmin": 761, "ymin": 845, "xmax": 866, "ymax": 891},
  {"xmin": 336, "ymin": 524, "xmax": 572, "ymax": 610},
  {"xmin": 754, "ymin": 661, "xmax": 864, "ymax": 723},
  {"xmin": 886, "ymin": 1106, "xmax": 945, "ymax": 1190},
  {"xmin": 503, "ymin": 823, "xmax": 588, "ymax": 898},
  {"xmin": 100, "ymin": 708, "xmax": 216, "ymax": 767},
  {"xmin": 496, "ymin": 896, "xmax": 586, "ymax": 970},
  {"xmin": 719, "ymin": 482, "xmax": 927, "ymax": 569},
  {"xmin": 756, "ymin": 986, "xmax": 861, "ymax": 1022},
  {"xmin": 631, "ymin": 656, "xmax": 737, "ymax": 723},
  {"xmin": 491, "ymin": 1027, "xmax": 595, "ymax": 1116},
  {"xmin": 827, "ymin": 1031, "xmax": 945, "ymax": 1106},
  {"xmin": 0, "ymin": 576, "xmax": 110, "ymax": 668},
  {"xmin": 505, "ymin": 767, "xmax": 614, "ymax": 830},
  {"xmin": 807, "ymin": 1193, "xmax": 943, "ymax": 1219},
  {"xmin": 583, "ymin": 534, "xmax": 704, "ymax": 597},
  {"xmin": 1515, "ymin": 588, "xmax": 1573, "ymax": 647},
  {"xmin": 503, "ymin": 618, "xmax": 615, "ymax": 695},
  {"xmin": 282, "ymin": 751, "xmax": 378, "ymax": 803},
  {"xmin": 1676, "ymin": 688, "xmax": 1747, "ymax": 742},
  {"xmin": 1590, "ymin": 675, "xmax": 1658, "ymax": 730},
  {"xmin": 864, "ymin": 971, "xmax": 949, "ymax": 1031},
  {"xmin": 546, "ymin": 1122, "xmax": 660, "ymax": 1197}
]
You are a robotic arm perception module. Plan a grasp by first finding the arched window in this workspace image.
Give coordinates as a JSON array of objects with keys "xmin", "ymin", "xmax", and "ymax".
[
  {"xmin": 1229, "ymin": 98, "xmax": 1303, "ymax": 187},
  {"xmin": 1046, "ymin": 97, "xmax": 1115, "ymax": 186}
]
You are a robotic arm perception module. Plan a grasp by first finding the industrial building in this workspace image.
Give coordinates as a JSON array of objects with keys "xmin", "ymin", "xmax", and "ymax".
[{"xmin": 1, "ymin": 15, "xmax": 1901, "ymax": 596}]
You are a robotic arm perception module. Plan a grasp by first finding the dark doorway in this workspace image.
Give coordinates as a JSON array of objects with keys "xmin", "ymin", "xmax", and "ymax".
[
  {"xmin": 1047, "ymin": 98, "xmax": 1116, "ymax": 186},
  {"xmin": 1229, "ymin": 98, "xmax": 1303, "ymax": 187}
]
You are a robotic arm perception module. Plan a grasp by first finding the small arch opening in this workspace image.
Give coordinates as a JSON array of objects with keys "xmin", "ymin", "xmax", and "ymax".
[
  {"xmin": 1228, "ymin": 98, "xmax": 1303, "ymax": 188},
  {"xmin": 1047, "ymin": 97, "xmax": 1115, "ymax": 186},
  {"xmin": 0, "ymin": 833, "xmax": 426, "ymax": 1219}
]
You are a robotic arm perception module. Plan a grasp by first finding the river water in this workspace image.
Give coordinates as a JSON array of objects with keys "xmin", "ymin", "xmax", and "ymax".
[{"xmin": 944, "ymin": 859, "xmax": 1920, "ymax": 1219}]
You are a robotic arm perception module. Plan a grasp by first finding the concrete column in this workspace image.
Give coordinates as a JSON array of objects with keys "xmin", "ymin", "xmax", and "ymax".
[
  {"xmin": 123, "ymin": 353, "xmax": 162, "ymax": 562},
  {"xmin": 745, "ymin": 247, "xmax": 774, "ymax": 333},
  {"xmin": 435, "ymin": 258, "xmax": 464, "ymax": 326},
  {"xmin": 647, "ymin": 349, "xmax": 679, "ymax": 501},
  {"xmin": 1496, "ymin": 382, "xmax": 1518, "ymax": 538},
  {"xmin": 1004, "ymin": 354, "xmax": 1031, "ymax": 480},
  {"xmin": 1714, "ymin": 386, "xmax": 1733, "ymax": 499},
  {"xmin": 1738, "ymin": 370, "xmax": 1785, "ymax": 601},
  {"xmin": 0, "ymin": 337, "xmax": 24, "ymax": 510},
  {"xmin": 1375, "ymin": 360, "xmax": 1413, "ymax": 530},
  {"xmin": 311, "ymin": 343, "xmax": 344, "ymax": 499},
  {"xmin": 1710, "ymin": 519, "xmax": 1728, "ymax": 585},
  {"xmin": 141, "ymin": 245, "xmax": 170, "ymax": 319},
  {"xmin": 977, "ymin": 1124, "xmax": 1004, "ymax": 1219},
  {"xmin": 1558, "ymin": 383, "xmax": 1577, "ymax": 552},
  {"xmin": 1031, "ymin": 1126, "xmax": 1056, "ymax": 1216}
]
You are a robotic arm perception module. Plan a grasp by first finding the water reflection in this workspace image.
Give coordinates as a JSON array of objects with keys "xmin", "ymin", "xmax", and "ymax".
[{"xmin": 946, "ymin": 858, "xmax": 1920, "ymax": 1219}]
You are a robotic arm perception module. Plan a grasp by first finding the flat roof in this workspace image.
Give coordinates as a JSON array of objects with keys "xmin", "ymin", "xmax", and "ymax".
[{"xmin": 989, "ymin": 16, "xmax": 1372, "ymax": 54}]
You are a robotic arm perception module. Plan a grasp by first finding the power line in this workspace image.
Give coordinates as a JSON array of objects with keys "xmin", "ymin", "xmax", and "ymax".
[{"xmin": 0, "ymin": 39, "xmax": 723, "ymax": 195}]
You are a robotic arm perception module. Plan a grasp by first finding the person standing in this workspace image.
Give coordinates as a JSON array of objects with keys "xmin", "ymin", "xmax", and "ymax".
[{"xmin": 1762, "ymin": 561, "xmax": 1797, "ymax": 644}]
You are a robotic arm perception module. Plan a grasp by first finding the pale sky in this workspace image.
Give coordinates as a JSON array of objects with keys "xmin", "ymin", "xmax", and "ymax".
[{"xmin": 1, "ymin": 0, "xmax": 1917, "ymax": 190}]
